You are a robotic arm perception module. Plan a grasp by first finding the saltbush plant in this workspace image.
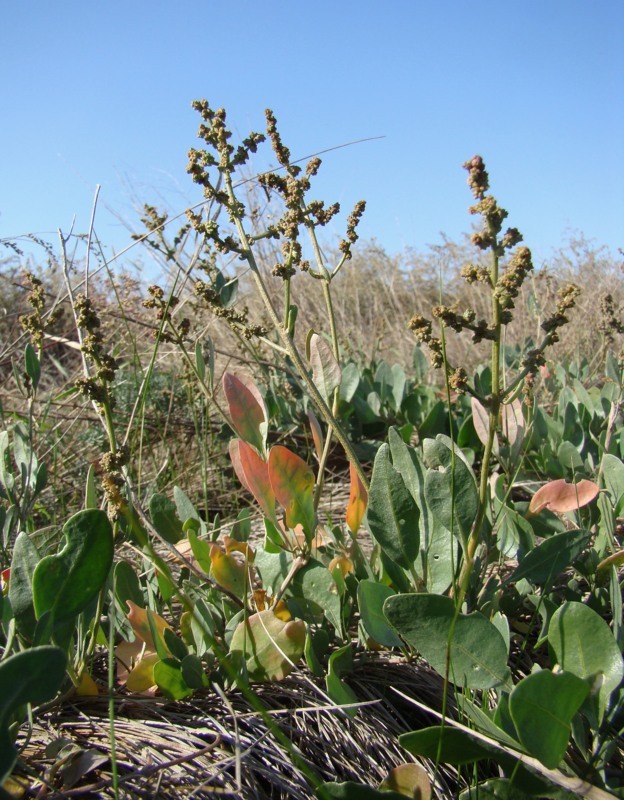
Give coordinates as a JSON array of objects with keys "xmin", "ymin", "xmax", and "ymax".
[{"xmin": 0, "ymin": 103, "xmax": 623, "ymax": 799}]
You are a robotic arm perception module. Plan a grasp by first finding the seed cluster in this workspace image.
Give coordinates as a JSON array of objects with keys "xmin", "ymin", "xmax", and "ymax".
[{"xmin": 408, "ymin": 155, "xmax": 580, "ymax": 392}]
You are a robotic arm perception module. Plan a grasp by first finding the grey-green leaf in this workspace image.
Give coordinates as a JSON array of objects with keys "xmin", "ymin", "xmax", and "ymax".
[
  {"xmin": 384, "ymin": 593, "xmax": 511, "ymax": 690},
  {"xmin": 549, "ymin": 601, "xmax": 624, "ymax": 723},
  {"xmin": 357, "ymin": 580, "xmax": 403, "ymax": 648},
  {"xmin": 507, "ymin": 529, "xmax": 591, "ymax": 587},
  {"xmin": 423, "ymin": 436, "xmax": 478, "ymax": 541},
  {"xmin": 509, "ymin": 669, "xmax": 589, "ymax": 769},
  {"xmin": 367, "ymin": 444, "xmax": 419, "ymax": 568}
]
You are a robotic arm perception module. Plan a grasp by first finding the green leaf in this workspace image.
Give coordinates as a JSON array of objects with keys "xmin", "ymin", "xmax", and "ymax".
[
  {"xmin": 400, "ymin": 726, "xmax": 498, "ymax": 765},
  {"xmin": 423, "ymin": 435, "xmax": 478, "ymax": 541},
  {"xmin": 153, "ymin": 658, "xmax": 193, "ymax": 700},
  {"xmin": 173, "ymin": 485, "xmax": 202, "ymax": 527},
  {"xmin": 163, "ymin": 627, "xmax": 189, "ymax": 661},
  {"xmin": 32, "ymin": 509, "xmax": 114, "ymax": 624},
  {"xmin": 195, "ymin": 339, "xmax": 205, "ymax": 381},
  {"xmin": 0, "ymin": 646, "xmax": 67, "ymax": 783},
  {"xmin": 229, "ymin": 610, "xmax": 305, "ymax": 682},
  {"xmin": 84, "ymin": 463, "xmax": 97, "ymax": 509},
  {"xmin": 319, "ymin": 782, "xmax": 406, "ymax": 800},
  {"xmin": 509, "ymin": 670, "xmax": 589, "ymax": 769},
  {"xmin": 384, "ymin": 593, "xmax": 511, "ymax": 690},
  {"xmin": 549, "ymin": 601, "xmax": 624, "ymax": 723},
  {"xmin": 222, "ymin": 372, "xmax": 268, "ymax": 456},
  {"xmin": 339, "ymin": 362, "xmax": 360, "ymax": 403},
  {"xmin": 601, "ymin": 454, "xmax": 624, "ymax": 511},
  {"xmin": 458, "ymin": 779, "xmax": 538, "ymax": 800},
  {"xmin": 24, "ymin": 343, "xmax": 40, "ymax": 391},
  {"xmin": 367, "ymin": 443, "xmax": 419, "ymax": 568},
  {"xmin": 180, "ymin": 653, "xmax": 209, "ymax": 689},
  {"xmin": 357, "ymin": 580, "xmax": 403, "ymax": 648},
  {"xmin": 507, "ymin": 529, "xmax": 591, "ymax": 587},
  {"xmin": 113, "ymin": 560, "xmax": 144, "ymax": 612},
  {"xmin": 268, "ymin": 445, "xmax": 316, "ymax": 540},
  {"xmin": 149, "ymin": 493, "xmax": 183, "ymax": 543},
  {"xmin": 309, "ymin": 333, "xmax": 341, "ymax": 405},
  {"xmin": 326, "ymin": 644, "xmax": 358, "ymax": 718},
  {"xmin": 289, "ymin": 559, "xmax": 342, "ymax": 636},
  {"xmin": 8, "ymin": 531, "xmax": 40, "ymax": 640}
]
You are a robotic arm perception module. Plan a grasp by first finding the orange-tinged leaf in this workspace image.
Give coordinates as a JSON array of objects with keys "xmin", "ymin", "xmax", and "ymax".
[
  {"xmin": 268, "ymin": 445, "xmax": 316, "ymax": 538},
  {"xmin": 223, "ymin": 534, "xmax": 254, "ymax": 560},
  {"xmin": 210, "ymin": 544, "xmax": 249, "ymax": 599},
  {"xmin": 346, "ymin": 461, "xmax": 368, "ymax": 534},
  {"xmin": 329, "ymin": 555, "xmax": 354, "ymax": 578},
  {"xmin": 75, "ymin": 671, "xmax": 99, "ymax": 697},
  {"xmin": 126, "ymin": 600, "xmax": 172, "ymax": 650},
  {"xmin": 272, "ymin": 599, "xmax": 291, "ymax": 621},
  {"xmin": 229, "ymin": 439, "xmax": 277, "ymax": 522},
  {"xmin": 253, "ymin": 589, "xmax": 268, "ymax": 611},
  {"xmin": 307, "ymin": 409, "xmax": 324, "ymax": 462},
  {"xmin": 223, "ymin": 372, "xmax": 268, "ymax": 455},
  {"xmin": 529, "ymin": 478, "xmax": 600, "ymax": 515},
  {"xmin": 288, "ymin": 523, "xmax": 326, "ymax": 551}
]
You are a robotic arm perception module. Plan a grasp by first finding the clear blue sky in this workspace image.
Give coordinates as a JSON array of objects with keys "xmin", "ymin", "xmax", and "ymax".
[{"xmin": 1, "ymin": 0, "xmax": 622, "ymax": 268}]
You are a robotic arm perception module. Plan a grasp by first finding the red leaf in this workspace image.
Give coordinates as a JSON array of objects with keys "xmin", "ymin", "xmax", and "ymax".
[
  {"xmin": 229, "ymin": 439, "xmax": 277, "ymax": 522},
  {"xmin": 346, "ymin": 461, "xmax": 368, "ymax": 534},
  {"xmin": 268, "ymin": 446, "xmax": 316, "ymax": 539},
  {"xmin": 223, "ymin": 372, "xmax": 268, "ymax": 455},
  {"xmin": 529, "ymin": 478, "xmax": 600, "ymax": 515}
]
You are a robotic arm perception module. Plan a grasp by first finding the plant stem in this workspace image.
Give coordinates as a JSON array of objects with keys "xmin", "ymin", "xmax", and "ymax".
[
  {"xmin": 456, "ymin": 226, "xmax": 502, "ymax": 607},
  {"xmin": 223, "ymin": 172, "xmax": 369, "ymax": 492}
]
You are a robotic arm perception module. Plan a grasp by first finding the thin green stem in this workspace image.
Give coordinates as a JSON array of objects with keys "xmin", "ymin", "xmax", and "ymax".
[{"xmin": 456, "ymin": 228, "xmax": 502, "ymax": 608}]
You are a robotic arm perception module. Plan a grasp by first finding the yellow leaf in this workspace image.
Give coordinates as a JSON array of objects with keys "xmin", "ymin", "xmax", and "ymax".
[
  {"xmin": 75, "ymin": 671, "xmax": 99, "ymax": 697},
  {"xmin": 329, "ymin": 555, "xmax": 354, "ymax": 578},
  {"xmin": 210, "ymin": 544, "xmax": 248, "ymax": 598},
  {"xmin": 126, "ymin": 651, "xmax": 160, "ymax": 692}
]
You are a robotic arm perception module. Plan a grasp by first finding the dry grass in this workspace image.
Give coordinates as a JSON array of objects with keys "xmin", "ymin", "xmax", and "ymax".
[{"xmin": 18, "ymin": 656, "xmax": 463, "ymax": 799}]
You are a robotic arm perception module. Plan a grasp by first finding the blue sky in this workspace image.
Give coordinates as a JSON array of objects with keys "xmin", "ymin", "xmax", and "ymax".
[{"xmin": 1, "ymin": 1, "xmax": 622, "ymax": 269}]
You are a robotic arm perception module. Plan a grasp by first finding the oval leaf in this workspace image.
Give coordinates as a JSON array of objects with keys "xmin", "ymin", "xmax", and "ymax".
[
  {"xmin": 379, "ymin": 763, "xmax": 431, "ymax": 800},
  {"xmin": 229, "ymin": 610, "xmax": 305, "ymax": 682},
  {"xmin": 126, "ymin": 600, "xmax": 172, "ymax": 650},
  {"xmin": 0, "ymin": 646, "xmax": 67, "ymax": 783},
  {"xmin": 384, "ymin": 593, "xmax": 510, "ymax": 690},
  {"xmin": 230, "ymin": 439, "xmax": 277, "ymax": 522},
  {"xmin": 509, "ymin": 670, "xmax": 589, "ymax": 769},
  {"xmin": 507, "ymin": 529, "xmax": 591, "ymax": 586},
  {"xmin": 309, "ymin": 333, "xmax": 342, "ymax": 405},
  {"xmin": 549, "ymin": 601, "xmax": 624, "ymax": 722},
  {"xmin": 346, "ymin": 461, "xmax": 368, "ymax": 535},
  {"xmin": 367, "ymin": 444, "xmax": 419, "ymax": 568},
  {"xmin": 423, "ymin": 436, "xmax": 478, "ymax": 541},
  {"xmin": 223, "ymin": 372, "xmax": 268, "ymax": 455},
  {"xmin": 268, "ymin": 446, "xmax": 316, "ymax": 539},
  {"xmin": 529, "ymin": 478, "xmax": 599, "ymax": 515}
]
